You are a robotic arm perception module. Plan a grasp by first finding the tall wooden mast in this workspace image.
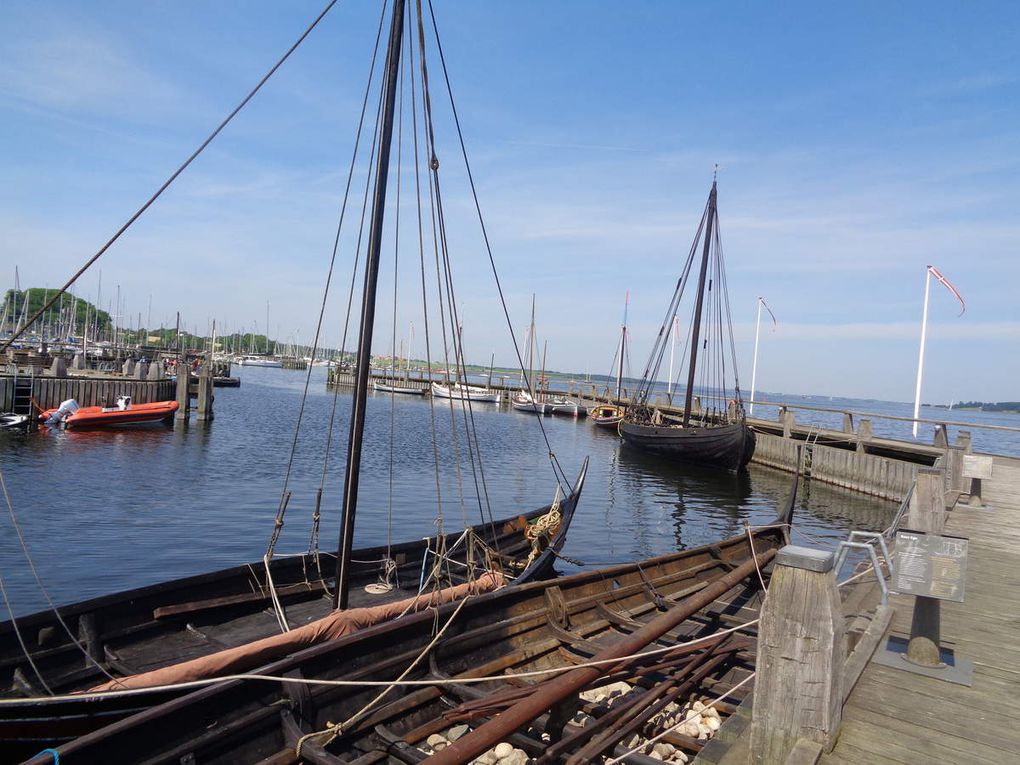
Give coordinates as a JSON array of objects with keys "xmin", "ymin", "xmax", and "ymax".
[
  {"xmin": 682, "ymin": 181, "xmax": 717, "ymax": 427},
  {"xmin": 334, "ymin": 0, "xmax": 407, "ymax": 609}
]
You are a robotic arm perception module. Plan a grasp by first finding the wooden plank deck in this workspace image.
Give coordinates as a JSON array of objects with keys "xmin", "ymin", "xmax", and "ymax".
[{"xmin": 819, "ymin": 454, "xmax": 1020, "ymax": 764}]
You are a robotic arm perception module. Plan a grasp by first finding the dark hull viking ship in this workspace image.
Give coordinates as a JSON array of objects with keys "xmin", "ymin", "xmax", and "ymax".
[
  {"xmin": 620, "ymin": 420, "xmax": 755, "ymax": 472},
  {"xmin": 0, "ymin": 467, "xmax": 586, "ymax": 759},
  {"xmin": 0, "ymin": 0, "xmax": 589, "ymax": 757},
  {"xmin": 22, "ymin": 473, "xmax": 798, "ymax": 765},
  {"xmin": 621, "ymin": 178, "xmax": 756, "ymax": 471}
]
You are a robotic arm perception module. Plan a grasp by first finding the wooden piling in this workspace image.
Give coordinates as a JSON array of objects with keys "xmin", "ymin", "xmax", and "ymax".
[
  {"xmin": 856, "ymin": 419, "xmax": 873, "ymax": 453},
  {"xmin": 175, "ymin": 370, "xmax": 190, "ymax": 420},
  {"xmin": 197, "ymin": 366, "xmax": 214, "ymax": 422},
  {"xmin": 779, "ymin": 407, "xmax": 794, "ymax": 438},
  {"xmin": 944, "ymin": 445, "xmax": 965, "ymax": 504},
  {"xmin": 750, "ymin": 545, "xmax": 845, "ymax": 763},
  {"xmin": 906, "ymin": 466, "xmax": 945, "ymax": 533}
]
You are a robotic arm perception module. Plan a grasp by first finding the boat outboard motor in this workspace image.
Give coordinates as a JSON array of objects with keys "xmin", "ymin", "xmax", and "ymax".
[
  {"xmin": 47, "ymin": 398, "xmax": 80, "ymax": 424},
  {"xmin": 116, "ymin": 395, "xmax": 132, "ymax": 410}
]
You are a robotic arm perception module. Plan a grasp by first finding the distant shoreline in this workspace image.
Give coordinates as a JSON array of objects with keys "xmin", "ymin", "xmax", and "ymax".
[{"xmin": 933, "ymin": 402, "xmax": 1020, "ymax": 415}]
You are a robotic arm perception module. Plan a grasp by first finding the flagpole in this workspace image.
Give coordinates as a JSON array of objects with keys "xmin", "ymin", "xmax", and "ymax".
[
  {"xmin": 912, "ymin": 267, "xmax": 933, "ymax": 438},
  {"xmin": 750, "ymin": 298, "xmax": 763, "ymax": 416}
]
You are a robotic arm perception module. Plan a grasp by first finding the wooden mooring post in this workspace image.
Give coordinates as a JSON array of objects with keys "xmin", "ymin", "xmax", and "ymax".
[
  {"xmin": 175, "ymin": 370, "xmax": 190, "ymax": 421},
  {"xmin": 904, "ymin": 466, "xmax": 946, "ymax": 667},
  {"xmin": 750, "ymin": 545, "xmax": 845, "ymax": 763},
  {"xmin": 196, "ymin": 366, "xmax": 214, "ymax": 422}
]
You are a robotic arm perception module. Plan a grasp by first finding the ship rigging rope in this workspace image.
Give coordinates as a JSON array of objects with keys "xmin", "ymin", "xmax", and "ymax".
[
  {"xmin": 415, "ymin": 4, "xmax": 491, "ymax": 536},
  {"xmin": 294, "ymin": 588, "xmax": 475, "ymax": 757},
  {"xmin": 0, "ymin": 618, "xmax": 764, "ymax": 705},
  {"xmin": 384, "ymin": 43, "xmax": 407, "ymax": 562},
  {"xmin": 307, "ymin": 71, "xmax": 389, "ymax": 575},
  {"xmin": 4, "ymin": 523, "xmax": 898, "ymax": 707},
  {"xmin": 0, "ymin": 0, "xmax": 342, "ymax": 354},
  {"xmin": 267, "ymin": 0, "xmax": 389, "ymax": 570},
  {"xmin": 407, "ymin": 8, "xmax": 454, "ymax": 568},
  {"xmin": 0, "ymin": 466, "xmax": 118, "ymax": 688},
  {"xmin": 425, "ymin": 0, "xmax": 570, "ymax": 491}
]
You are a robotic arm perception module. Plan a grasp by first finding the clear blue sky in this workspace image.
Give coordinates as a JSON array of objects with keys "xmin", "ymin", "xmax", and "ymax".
[{"xmin": 1, "ymin": 1, "xmax": 1017, "ymax": 402}]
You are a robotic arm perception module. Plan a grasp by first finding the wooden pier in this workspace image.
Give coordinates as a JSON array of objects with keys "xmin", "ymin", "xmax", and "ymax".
[
  {"xmin": 817, "ymin": 455, "xmax": 1020, "ymax": 765},
  {"xmin": 696, "ymin": 454, "xmax": 1020, "ymax": 764}
]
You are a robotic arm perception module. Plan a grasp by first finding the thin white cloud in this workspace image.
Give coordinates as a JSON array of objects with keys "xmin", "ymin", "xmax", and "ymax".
[
  {"xmin": 0, "ymin": 15, "xmax": 194, "ymax": 122},
  {"xmin": 731, "ymin": 320, "xmax": 1020, "ymax": 342}
]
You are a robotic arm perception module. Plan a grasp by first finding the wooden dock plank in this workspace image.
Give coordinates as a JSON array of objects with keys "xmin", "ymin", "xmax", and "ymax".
[{"xmin": 816, "ymin": 456, "xmax": 1020, "ymax": 764}]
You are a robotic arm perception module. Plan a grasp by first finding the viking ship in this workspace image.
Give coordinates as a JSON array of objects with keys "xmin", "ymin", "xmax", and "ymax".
[
  {"xmin": 0, "ymin": 0, "xmax": 588, "ymax": 755},
  {"xmin": 620, "ymin": 179, "xmax": 756, "ymax": 471},
  {"xmin": 19, "ymin": 472, "xmax": 797, "ymax": 765}
]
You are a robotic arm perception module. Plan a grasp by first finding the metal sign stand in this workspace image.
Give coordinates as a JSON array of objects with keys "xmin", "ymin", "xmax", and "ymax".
[{"xmin": 873, "ymin": 530, "xmax": 973, "ymax": 685}]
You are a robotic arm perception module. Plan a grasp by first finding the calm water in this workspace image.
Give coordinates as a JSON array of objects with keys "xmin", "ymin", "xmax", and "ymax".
[{"xmin": 0, "ymin": 365, "xmax": 968, "ymax": 619}]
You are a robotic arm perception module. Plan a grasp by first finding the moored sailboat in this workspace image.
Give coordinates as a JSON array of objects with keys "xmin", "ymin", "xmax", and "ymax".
[
  {"xmin": 430, "ymin": 381, "xmax": 500, "ymax": 402},
  {"xmin": 620, "ymin": 178, "xmax": 755, "ymax": 471},
  {"xmin": 590, "ymin": 293, "xmax": 630, "ymax": 430}
]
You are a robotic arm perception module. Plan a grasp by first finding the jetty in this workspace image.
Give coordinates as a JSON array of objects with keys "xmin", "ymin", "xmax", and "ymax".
[{"xmin": 691, "ymin": 452, "xmax": 1020, "ymax": 763}]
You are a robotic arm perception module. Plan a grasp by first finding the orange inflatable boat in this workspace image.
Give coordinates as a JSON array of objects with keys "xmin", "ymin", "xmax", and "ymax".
[{"xmin": 39, "ymin": 397, "xmax": 179, "ymax": 430}]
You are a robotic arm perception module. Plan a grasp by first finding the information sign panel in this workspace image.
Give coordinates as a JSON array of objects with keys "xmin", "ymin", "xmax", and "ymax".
[
  {"xmin": 962, "ymin": 455, "xmax": 993, "ymax": 479},
  {"xmin": 892, "ymin": 531, "xmax": 967, "ymax": 602}
]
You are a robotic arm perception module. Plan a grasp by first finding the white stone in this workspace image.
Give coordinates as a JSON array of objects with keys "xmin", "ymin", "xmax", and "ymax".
[
  {"xmin": 703, "ymin": 706, "xmax": 721, "ymax": 721},
  {"xmin": 704, "ymin": 716, "xmax": 721, "ymax": 731},
  {"xmin": 427, "ymin": 734, "xmax": 448, "ymax": 749},
  {"xmin": 692, "ymin": 700, "xmax": 706, "ymax": 712},
  {"xmin": 447, "ymin": 724, "xmax": 470, "ymax": 741},
  {"xmin": 653, "ymin": 743, "xmax": 672, "ymax": 758},
  {"xmin": 493, "ymin": 742, "xmax": 514, "ymax": 759}
]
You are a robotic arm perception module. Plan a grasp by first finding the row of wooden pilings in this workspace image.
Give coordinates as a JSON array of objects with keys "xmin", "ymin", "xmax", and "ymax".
[{"xmin": 716, "ymin": 456, "xmax": 965, "ymax": 764}]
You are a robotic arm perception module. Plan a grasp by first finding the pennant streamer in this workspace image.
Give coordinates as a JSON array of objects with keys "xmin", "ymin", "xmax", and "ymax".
[
  {"xmin": 758, "ymin": 296, "xmax": 778, "ymax": 331},
  {"xmin": 927, "ymin": 265, "xmax": 966, "ymax": 316}
]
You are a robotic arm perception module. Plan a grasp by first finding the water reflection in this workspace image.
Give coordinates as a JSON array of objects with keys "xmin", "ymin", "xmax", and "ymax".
[{"xmin": 1, "ymin": 367, "xmax": 898, "ymax": 617}]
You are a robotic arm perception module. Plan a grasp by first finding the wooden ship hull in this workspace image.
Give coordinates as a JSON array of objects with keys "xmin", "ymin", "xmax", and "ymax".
[
  {"xmin": 510, "ymin": 393, "xmax": 550, "ymax": 415},
  {"xmin": 549, "ymin": 399, "xmax": 587, "ymax": 417},
  {"xmin": 0, "ymin": 461, "xmax": 587, "ymax": 757},
  {"xmin": 620, "ymin": 420, "xmax": 756, "ymax": 471},
  {"xmin": 430, "ymin": 383, "xmax": 500, "ymax": 403},
  {"xmin": 589, "ymin": 404, "xmax": 624, "ymax": 430},
  {"xmin": 22, "ymin": 474, "xmax": 796, "ymax": 765},
  {"xmin": 372, "ymin": 381, "xmax": 425, "ymax": 395}
]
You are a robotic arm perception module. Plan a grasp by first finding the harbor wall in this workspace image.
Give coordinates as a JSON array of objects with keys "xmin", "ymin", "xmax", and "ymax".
[{"xmin": 752, "ymin": 431, "xmax": 918, "ymax": 500}]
